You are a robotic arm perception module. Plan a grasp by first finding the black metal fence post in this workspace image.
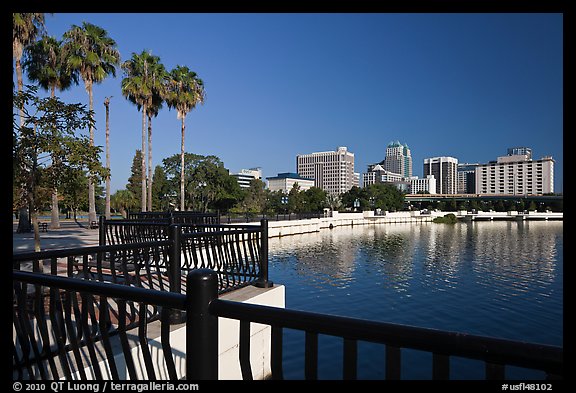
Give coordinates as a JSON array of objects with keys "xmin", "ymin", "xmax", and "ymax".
[
  {"xmin": 98, "ymin": 215, "xmax": 105, "ymax": 246},
  {"xmin": 186, "ymin": 269, "xmax": 219, "ymax": 380},
  {"xmin": 254, "ymin": 218, "xmax": 273, "ymax": 288},
  {"xmin": 169, "ymin": 224, "xmax": 184, "ymax": 323}
]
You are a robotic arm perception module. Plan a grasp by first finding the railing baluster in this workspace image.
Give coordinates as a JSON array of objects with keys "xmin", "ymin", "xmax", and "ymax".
[
  {"xmin": 343, "ymin": 338, "xmax": 358, "ymax": 380},
  {"xmin": 305, "ymin": 331, "xmax": 318, "ymax": 380},
  {"xmin": 385, "ymin": 345, "xmax": 401, "ymax": 380},
  {"xmin": 271, "ymin": 325, "xmax": 284, "ymax": 380},
  {"xmin": 63, "ymin": 290, "xmax": 87, "ymax": 379},
  {"xmin": 433, "ymin": 353, "xmax": 450, "ymax": 380},
  {"xmin": 486, "ymin": 362, "xmax": 505, "ymax": 379},
  {"xmin": 239, "ymin": 320, "xmax": 253, "ymax": 380},
  {"xmin": 160, "ymin": 308, "xmax": 178, "ymax": 380},
  {"xmin": 117, "ymin": 299, "xmax": 137, "ymax": 379},
  {"xmin": 137, "ymin": 301, "xmax": 156, "ymax": 380},
  {"xmin": 98, "ymin": 295, "xmax": 119, "ymax": 379},
  {"xmin": 80, "ymin": 291, "xmax": 103, "ymax": 379}
]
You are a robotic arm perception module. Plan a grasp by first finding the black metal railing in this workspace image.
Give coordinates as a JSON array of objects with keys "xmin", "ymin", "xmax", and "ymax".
[
  {"xmin": 126, "ymin": 211, "xmax": 219, "ymax": 225},
  {"xmin": 15, "ymin": 220, "xmax": 271, "ymax": 299},
  {"xmin": 12, "ymin": 269, "xmax": 218, "ymax": 380},
  {"xmin": 191, "ymin": 270, "xmax": 561, "ymax": 381},
  {"xmin": 13, "ymin": 269, "xmax": 563, "ymax": 380}
]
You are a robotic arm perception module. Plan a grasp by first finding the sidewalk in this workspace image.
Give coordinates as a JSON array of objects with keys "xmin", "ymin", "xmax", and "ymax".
[{"xmin": 13, "ymin": 219, "xmax": 100, "ymax": 253}]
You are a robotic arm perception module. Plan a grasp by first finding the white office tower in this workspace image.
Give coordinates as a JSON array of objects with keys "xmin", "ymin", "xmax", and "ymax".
[
  {"xmin": 232, "ymin": 168, "xmax": 263, "ymax": 188},
  {"xmin": 475, "ymin": 153, "xmax": 554, "ymax": 195},
  {"xmin": 296, "ymin": 146, "xmax": 356, "ymax": 195},
  {"xmin": 423, "ymin": 156, "xmax": 458, "ymax": 194}
]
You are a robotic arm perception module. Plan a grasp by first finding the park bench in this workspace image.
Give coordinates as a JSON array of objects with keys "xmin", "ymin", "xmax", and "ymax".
[{"xmin": 39, "ymin": 222, "xmax": 48, "ymax": 232}]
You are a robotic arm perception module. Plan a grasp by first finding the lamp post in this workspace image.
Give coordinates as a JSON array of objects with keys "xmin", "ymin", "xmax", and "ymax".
[{"xmin": 281, "ymin": 195, "xmax": 289, "ymax": 220}]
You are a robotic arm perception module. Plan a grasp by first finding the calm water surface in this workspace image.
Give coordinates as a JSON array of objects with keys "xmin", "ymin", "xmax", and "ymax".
[{"xmin": 268, "ymin": 220, "xmax": 563, "ymax": 379}]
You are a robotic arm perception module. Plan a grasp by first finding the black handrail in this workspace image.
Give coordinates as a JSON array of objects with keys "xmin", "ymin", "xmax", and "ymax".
[
  {"xmin": 209, "ymin": 299, "xmax": 562, "ymax": 378},
  {"xmin": 13, "ymin": 270, "xmax": 185, "ymax": 309}
]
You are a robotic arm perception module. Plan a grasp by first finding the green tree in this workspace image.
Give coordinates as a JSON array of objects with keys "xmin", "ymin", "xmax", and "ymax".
[
  {"xmin": 238, "ymin": 179, "xmax": 268, "ymax": 215},
  {"xmin": 121, "ymin": 50, "xmax": 166, "ymax": 212},
  {"xmin": 111, "ymin": 189, "xmax": 137, "ymax": 218},
  {"xmin": 365, "ymin": 183, "xmax": 404, "ymax": 212},
  {"xmin": 164, "ymin": 65, "xmax": 205, "ymax": 211},
  {"xmin": 151, "ymin": 165, "xmax": 170, "ymax": 211},
  {"xmin": 340, "ymin": 186, "xmax": 366, "ymax": 210},
  {"xmin": 59, "ymin": 168, "xmax": 88, "ymax": 220},
  {"xmin": 303, "ymin": 187, "xmax": 327, "ymax": 212},
  {"xmin": 13, "ymin": 12, "xmax": 46, "ymax": 232},
  {"xmin": 126, "ymin": 150, "xmax": 144, "ymax": 205},
  {"xmin": 162, "ymin": 153, "xmax": 240, "ymax": 212},
  {"xmin": 24, "ymin": 35, "xmax": 79, "ymax": 228},
  {"xmin": 63, "ymin": 22, "xmax": 120, "ymax": 224},
  {"xmin": 13, "ymin": 86, "xmax": 107, "ymax": 250}
]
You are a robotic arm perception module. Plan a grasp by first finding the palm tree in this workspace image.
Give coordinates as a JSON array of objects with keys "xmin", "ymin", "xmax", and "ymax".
[
  {"xmin": 23, "ymin": 35, "xmax": 79, "ymax": 229},
  {"xmin": 62, "ymin": 22, "xmax": 120, "ymax": 224},
  {"xmin": 104, "ymin": 96, "xmax": 112, "ymax": 219},
  {"xmin": 121, "ymin": 50, "xmax": 166, "ymax": 212},
  {"xmin": 13, "ymin": 12, "xmax": 45, "ymax": 233},
  {"xmin": 165, "ymin": 65, "xmax": 205, "ymax": 211},
  {"xmin": 146, "ymin": 92, "xmax": 165, "ymax": 212}
]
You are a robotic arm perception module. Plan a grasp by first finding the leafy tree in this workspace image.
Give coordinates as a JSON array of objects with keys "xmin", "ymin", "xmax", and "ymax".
[
  {"xmin": 164, "ymin": 65, "xmax": 205, "ymax": 211},
  {"xmin": 288, "ymin": 184, "xmax": 305, "ymax": 213},
  {"xmin": 151, "ymin": 165, "xmax": 171, "ymax": 211},
  {"xmin": 238, "ymin": 179, "xmax": 268, "ymax": 215},
  {"xmin": 62, "ymin": 22, "xmax": 120, "ymax": 223},
  {"xmin": 162, "ymin": 153, "xmax": 241, "ymax": 212},
  {"xmin": 13, "ymin": 12, "xmax": 46, "ymax": 232},
  {"xmin": 303, "ymin": 187, "xmax": 327, "ymax": 212},
  {"xmin": 126, "ymin": 150, "xmax": 143, "ymax": 203},
  {"xmin": 13, "ymin": 86, "xmax": 107, "ymax": 250},
  {"xmin": 111, "ymin": 189, "xmax": 138, "ymax": 218},
  {"xmin": 340, "ymin": 186, "xmax": 366, "ymax": 210},
  {"xmin": 24, "ymin": 35, "xmax": 79, "ymax": 228}
]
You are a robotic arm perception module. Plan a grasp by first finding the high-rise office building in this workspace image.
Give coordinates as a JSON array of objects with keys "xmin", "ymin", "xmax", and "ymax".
[
  {"xmin": 296, "ymin": 146, "xmax": 356, "ymax": 195},
  {"xmin": 457, "ymin": 163, "xmax": 479, "ymax": 194},
  {"xmin": 232, "ymin": 168, "xmax": 262, "ymax": 189},
  {"xmin": 475, "ymin": 150, "xmax": 554, "ymax": 195},
  {"xmin": 423, "ymin": 156, "xmax": 458, "ymax": 194},
  {"xmin": 384, "ymin": 141, "xmax": 412, "ymax": 178}
]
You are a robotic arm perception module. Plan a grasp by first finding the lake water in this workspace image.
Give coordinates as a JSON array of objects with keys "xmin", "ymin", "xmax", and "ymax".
[{"xmin": 267, "ymin": 220, "xmax": 563, "ymax": 379}]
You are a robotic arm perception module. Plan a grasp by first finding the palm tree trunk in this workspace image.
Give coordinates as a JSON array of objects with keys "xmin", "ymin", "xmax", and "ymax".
[
  {"xmin": 16, "ymin": 55, "xmax": 32, "ymax": 233},
  {"xmin": 104, "ymin": 97, "xmax": 111, "ymax": 219},
  {"xmin": 87, "ymin": 83, "xmax": 97, "ymax": 224},
  {"xmin": 141, "ymin": 105, "xmax": 147, "ymax": 212},
  {"xmin": 50, "ymin": 87, "xmax": 61, "ymax": 229},
  {"xmin": 180, "ymin": 115, "xmax": 186, "ymax": 211},
  {"xmin": 147, "ymin": 113, "xmax": 153, "ymax": 212}
]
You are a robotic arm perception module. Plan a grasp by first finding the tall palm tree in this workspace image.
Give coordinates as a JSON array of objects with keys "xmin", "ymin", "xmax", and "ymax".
[
  {"xmin": 165, "ymin": 66, "xmax": 205, "ymax": 211},
  {"xmin": 104, "ymin": 96, "xmax": 112, "ymax": 219},
  {"xmin": 13, "ymin": 12, "xmax": 45, "ymax": 233},
  {"xmin": 121, "ymin": 50, "xmax": 166, "ymax": 212},
  {"xmin": 23, "ymin": 35, "xmax": 79, "ymax": 229},
  {"xmin": 146, "ymin": 92, "xmax": 164, "ymax": 212},
  {"xmin": 62, "ymin": 22, "xmax": 120, "ymax": 224}
]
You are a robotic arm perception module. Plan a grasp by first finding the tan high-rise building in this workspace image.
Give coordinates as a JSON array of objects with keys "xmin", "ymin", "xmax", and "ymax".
[
  {"xmin": 296, "ymin": 146, "xmax": 357, "ymax": 195},
  {"xmin": 475, "ymin": 153, "xmax": 554, "ymax": 195},
  {"xmin": 423, "ymin": 156, "xmax": 458, "ymax": 194}
]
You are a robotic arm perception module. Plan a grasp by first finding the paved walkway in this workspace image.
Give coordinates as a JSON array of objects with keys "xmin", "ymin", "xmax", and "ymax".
[{"xmin": 13, "ymin": 220, "xmax": 100, "ymax": 253}]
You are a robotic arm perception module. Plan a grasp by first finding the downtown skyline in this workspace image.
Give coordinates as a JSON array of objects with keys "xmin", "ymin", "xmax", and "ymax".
[{"xmin": 15, "ymin": 12, "xmax": 564, "ymax": 194}]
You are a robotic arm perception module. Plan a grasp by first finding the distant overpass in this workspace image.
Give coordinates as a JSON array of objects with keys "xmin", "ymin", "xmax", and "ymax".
[{"xmin": 404, "ymin": 193, "xmax": 563, "ymax": 203}]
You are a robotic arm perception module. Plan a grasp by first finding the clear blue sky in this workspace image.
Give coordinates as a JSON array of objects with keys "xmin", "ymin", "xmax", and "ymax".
[{"xmin": 25, "ymin": 13, "xmax": 563, "ymax": 193}]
